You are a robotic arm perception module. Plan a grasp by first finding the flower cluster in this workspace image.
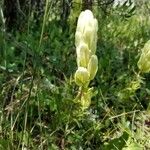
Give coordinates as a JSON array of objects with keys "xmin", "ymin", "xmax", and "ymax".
[
  {"xmin": 74, "ymin": 10, "xmax": 98, "ymax": 87},
  {"xmin": 138, "ymin": 40, "xmax": 150, "ymax": 73}
]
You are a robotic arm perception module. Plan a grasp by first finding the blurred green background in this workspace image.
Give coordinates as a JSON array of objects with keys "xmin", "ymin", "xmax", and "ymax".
[{"xmin": 0, "ymin": 0, "xmax": 150, "ymax": 149}]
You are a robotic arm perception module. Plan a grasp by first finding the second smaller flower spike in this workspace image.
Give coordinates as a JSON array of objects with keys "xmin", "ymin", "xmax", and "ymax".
[{"xmin": 138, "ymin": 40, "xmax": 150, "ymax": 73}]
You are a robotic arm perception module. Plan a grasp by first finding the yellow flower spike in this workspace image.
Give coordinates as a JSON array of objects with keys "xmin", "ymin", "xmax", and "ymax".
[
  {"xmin": 74, "ymin": 10, "xmax": 98, "ymax": 110},
  {"xmin": 75, "ymin": 67, "xmax": 89, "ymax": 86},
  {"xmin": 76, "ymin": 43, "xmax": 90, "ymax": 67},
  {"xmin": 88, "ymin": 55, "xmax": 98, "ymax": 80}
]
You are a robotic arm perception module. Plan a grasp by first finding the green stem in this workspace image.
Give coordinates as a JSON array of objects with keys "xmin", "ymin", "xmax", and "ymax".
[{"xmin": 39, "ymin": 0, "xmax": 49, "ymax": 48}]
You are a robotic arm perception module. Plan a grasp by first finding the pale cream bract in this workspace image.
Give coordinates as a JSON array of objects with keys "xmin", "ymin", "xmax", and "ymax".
[
  {"xmin": 88, "ymin": 55, "xmax": 98, "ymax": 80},
  {"xmin": 75, "ymin": 67, "xmax": 89, "ymax": 86},
  {"xmin": 76, "ymin": 42, "xmax": 90, "ymax": 67}
]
